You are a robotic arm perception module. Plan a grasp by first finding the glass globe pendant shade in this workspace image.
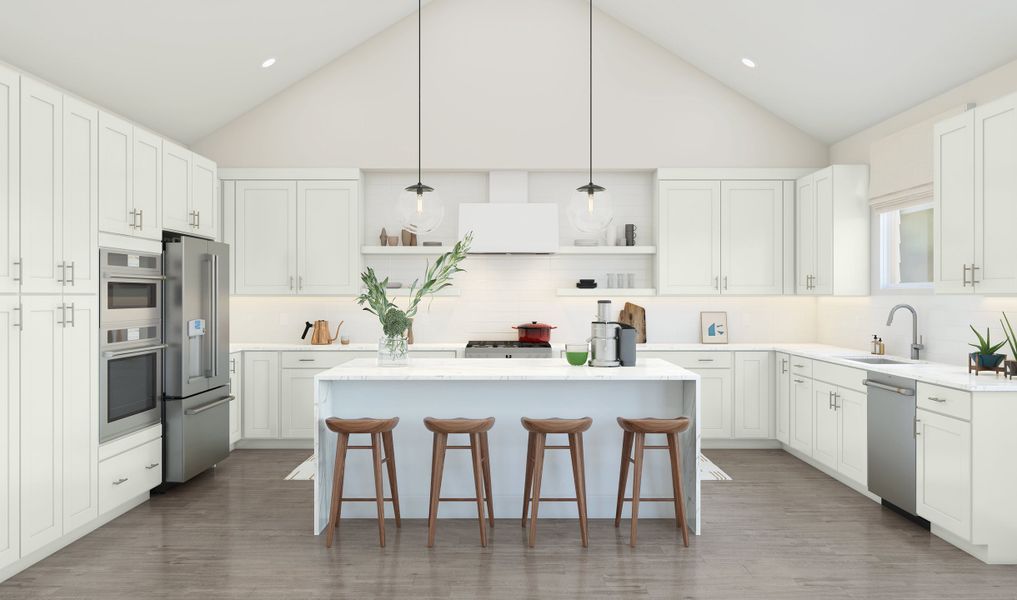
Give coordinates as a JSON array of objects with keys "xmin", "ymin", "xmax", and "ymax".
[
  {"xmin": 567, "ymin": 183, "xmax": 613, "ymax": 233},
  {"xmin": 396, "ymin": 182, "xmax": 444, "ymax": 234}
]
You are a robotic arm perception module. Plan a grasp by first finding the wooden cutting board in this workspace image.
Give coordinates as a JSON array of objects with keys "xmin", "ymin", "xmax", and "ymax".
[{"xmin": 618, "ymin": 302, "xmax": 646, "ymax": 343}]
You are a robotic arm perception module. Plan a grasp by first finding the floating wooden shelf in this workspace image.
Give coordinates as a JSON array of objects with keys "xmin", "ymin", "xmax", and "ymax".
[
  {"xmin": 555, "ymin": 246, "xmax": 656, "ymax": 255},
  {"xmin": 556, "ymin": 288, "xmax": 656, "ymax": 297}
]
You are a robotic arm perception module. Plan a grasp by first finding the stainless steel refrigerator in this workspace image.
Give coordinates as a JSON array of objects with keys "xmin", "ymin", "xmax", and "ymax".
[{"xmin": 162, "ymin": 235, "xmax": 231, "ymax": 483}]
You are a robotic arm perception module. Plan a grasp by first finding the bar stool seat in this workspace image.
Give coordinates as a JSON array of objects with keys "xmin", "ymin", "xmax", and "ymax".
[
  {"xmin": 614, "ymin": 417, "xmax": 691, "ymax": 548},
  {"xmin": 424, "ymin": 417, "xmax": 496, "ymax": 547},
  {"xmin": 520, "ymin": 416, "xmax": 593, "ymax": 548},
  {"xmin": 323, "ymin": 417, "xmax": 401, "ymax": 548}
]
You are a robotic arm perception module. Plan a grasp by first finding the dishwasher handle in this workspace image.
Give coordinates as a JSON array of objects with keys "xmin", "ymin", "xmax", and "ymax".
[{"xmin": 861, "ymin": 379, "xmax": 915, "ymax": 396}]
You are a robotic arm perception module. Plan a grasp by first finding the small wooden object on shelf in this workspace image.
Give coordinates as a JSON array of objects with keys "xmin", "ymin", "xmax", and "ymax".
[
  {"xmin": 968, "ymin": 353, "xmax": 1005, "ymax": 376},
  {"xmin": 380, "ymin": 227, "xmax": 388, "ymax": 246},
  {"xmin": 618, "ymin": 302, "xmax": 646, "ymax": 343}
]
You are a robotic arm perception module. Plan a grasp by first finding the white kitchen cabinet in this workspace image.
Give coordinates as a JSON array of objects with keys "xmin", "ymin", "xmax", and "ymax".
[
  {"xmin": 296, "ymin": 181, "xmax": 359, "ymax": 295},
  {"xmin": 733, "ymin": 351, "xmax": 772, "ymax": 438},
  {"xmin": 692, "ymin": 368, "xmax": 732, "ymax": 439},
  {"xmin": 0, "ymin": 298, "xmax": 19, "ymax": 570},
  {"xmin": 97, "ymin": 112, "xmax": 133, "ymax": 237},
  {"xmin": 234, "ymin": 181, "xmax": 297, "ymax": 294},
  {"xmin": 917, "ymin": 408, "xmax": 971, "ymax": 540},
  {"xmin": 657, "ymin": 180, "xmax": 721, "ymax": 295},
  {"xmin": 775, "ymin": 353, "xmax": 790, "ymax": 445},
  {"xmin": 721, "ymin": 181, "xmax": 784, "ymax": 295},
  {"xmin": 812, "ymin": 380, "xmax": 839, "ymax": 470},
  {"xmin": 242, "ymin": 352, "xmax": 280, "ymax": 439},
  {"xmin": 19, "ymin": 296, "xmax": 63, "ymax": 556},
  {"xmin": 0, "ymin": 66, "xmax": 19, "ymax": 295},
  {"xmin": 836, "ymin": 387, "xmax": 867, "ymax": 484},
  {"xmin": 280, "ymin": 369, "xmax": 317, "ymax": 439},
  {"xmin": 61, "ymin": 98, "xmax": 98, "ymax": 294},
  {"xmin": 191, "ymin": 154, "xmax": 217, "ymax": 239},
  {"xmin": 19, "ymin": 78, "xmax": 62, "ymax": 296},
  {"xmin": 973, "ymin": 94, "xmax": 1017, "ymax": 294},
  {"xmin": 61, "ymin": 298, "xmax": 98, "ymax": 532},
  {"xmin": 161, "ymin": 139, "xmax": 191, "ymax": 233},
  {"xmin": 790, "ymin": 375, "xmax": 813, "ymax": 455},
  {"xmin": 131, "ymin": 128, "xmax": 162, "ymax": 240},
  {"xmin": 795, "ymin": 165, "xmax": 869, "ymax": 296},
  {"xmin": 934, "ymin": 110, "xmax": 976, "ymax": 294},
  {"xmin": 228, "ymin": 353, "xmax": 242, "ymax": 447}
]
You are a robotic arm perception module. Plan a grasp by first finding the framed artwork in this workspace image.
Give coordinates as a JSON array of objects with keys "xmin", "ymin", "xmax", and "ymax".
[{"xmin": 700, "ymin": 311, "xmax": 728, "ymax": 344}]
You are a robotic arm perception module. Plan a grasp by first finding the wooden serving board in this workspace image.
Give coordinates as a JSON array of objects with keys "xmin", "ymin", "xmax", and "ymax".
[{"xmin": 618, "ymin": 302, "xmax": 647, "ymax": 343}]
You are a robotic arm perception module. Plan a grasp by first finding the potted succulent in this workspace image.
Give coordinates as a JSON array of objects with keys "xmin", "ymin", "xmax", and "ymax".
[
  {"xmin": 1002, "ymin": 312, "xmax": 1017, "ymax": 379},
  {"xmin": 968, "ymin": 325, "xmax": 1007, "ymax": 370},
  {"xmin": 357, "ymin": 233, "xmax": 472, "ymax": 365}
]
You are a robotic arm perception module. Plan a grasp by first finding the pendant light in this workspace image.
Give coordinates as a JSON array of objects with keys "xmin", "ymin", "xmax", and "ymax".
[
  {"xmin": 396, "ymin": 0, "xmax": 443, "ymax": 234},
  {"xmin": 567, "ymin": 0, "xmax": 613, "ymax": 234}
]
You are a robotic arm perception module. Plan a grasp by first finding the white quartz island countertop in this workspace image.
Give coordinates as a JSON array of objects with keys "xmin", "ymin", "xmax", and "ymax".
[{"xmin": 312, "ymin": 358, "xmax": 701, "ymax": 539}]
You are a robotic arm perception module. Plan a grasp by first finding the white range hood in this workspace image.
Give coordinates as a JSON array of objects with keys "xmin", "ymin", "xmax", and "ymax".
[{"xmin": 458, "ymin": 171, "xmax": 558, "ymax": 254}]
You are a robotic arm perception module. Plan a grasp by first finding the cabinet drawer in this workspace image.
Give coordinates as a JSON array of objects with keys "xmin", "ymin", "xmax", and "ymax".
[
  {"xmin": 789, "ymin": 356, "xmax": 813, "ymax": 378},
  {"xmin": 812, "ymin": 360, "xmax": 866, "ymax": 393},
  {"xmin": 653, "ymin": 351, "xmax": 732, "ymax": 369},
  {"xmin": 280, "ymin": 351, "xmax": 361, "ymax": 369},
  {"xmin": 99, "ymin": 437, "xmax": 162, "ymax": 515},
  {"xmin": 917, "ymin": 383, "xmax": 971, "ymax": 421}
]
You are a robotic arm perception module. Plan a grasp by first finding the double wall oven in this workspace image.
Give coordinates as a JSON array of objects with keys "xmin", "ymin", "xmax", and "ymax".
[{"xmin": 99, "ymin": 248, "xmax": 165, "ymax": 443}]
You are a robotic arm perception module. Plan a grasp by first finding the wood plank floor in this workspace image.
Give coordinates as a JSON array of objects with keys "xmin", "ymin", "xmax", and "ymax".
[{"xmin": 2, "ymin": 449, "xmax": 1016, "ymax": 599}]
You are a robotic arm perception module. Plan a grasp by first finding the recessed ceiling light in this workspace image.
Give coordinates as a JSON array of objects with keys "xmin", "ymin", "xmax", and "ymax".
[
  {"xmin": 261, "ymin": 58, "xmax": 276, "ymax": 69},
  {"xmin": 741, "ymin": 57, "xmax": 756, "ymax": 69}
]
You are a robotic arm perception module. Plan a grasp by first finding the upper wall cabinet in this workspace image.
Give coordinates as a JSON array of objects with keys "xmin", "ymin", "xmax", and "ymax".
[
  {"xmin": 162, "ymin": 141, "xmax": 217, "ymax": 240},
  {"xmin": 60, "ymin": 97, "xmax": 99, "ymax": 293},
  {"xmin": 795, "ymin": 165, "xmax": 869, "ymax": 296},
  {"xmin": 657, "ymin": 178, "xmax": 785, "ymax": 295},
  {"xmin": 935, "ymin": 95, "xmax": 1017, "ymax": 294},
  {"xmin": 0, "ymin": 65, "xmax": 19, "ymax": 294},
  {"xmin": 225, "ymin": 172, "xmax": 360, "ymax": 296},
  {"xmin": 97, "ymin": 114, "xmax": 163, "ymax": 241}
]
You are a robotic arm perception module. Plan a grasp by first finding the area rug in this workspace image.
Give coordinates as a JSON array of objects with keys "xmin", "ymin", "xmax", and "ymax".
[{"xmin": 285, "ymin": 453, "xmax": 732, "ymax": 482}]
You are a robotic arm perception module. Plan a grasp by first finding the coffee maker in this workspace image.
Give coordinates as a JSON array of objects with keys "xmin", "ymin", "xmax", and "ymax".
[{"xmin": 589, "ymin": 300, "xmax": 637, "ymax": 367}]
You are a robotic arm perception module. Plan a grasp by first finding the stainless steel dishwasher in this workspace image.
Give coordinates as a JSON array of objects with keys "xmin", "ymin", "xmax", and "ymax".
[{"xmin": 863, "ymin": 372, "xmax": 928, "ymax": 525}]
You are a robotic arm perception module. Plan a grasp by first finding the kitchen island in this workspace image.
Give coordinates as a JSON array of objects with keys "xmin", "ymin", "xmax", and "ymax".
[{"xmin": 313, "ymin": 358, "xmax": 700, "ymax": 536}]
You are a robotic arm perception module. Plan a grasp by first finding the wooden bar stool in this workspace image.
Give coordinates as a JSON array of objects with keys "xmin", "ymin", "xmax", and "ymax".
[
  {"xmin": 520, "ymin": 417, "xmax": 592, "ymax": 548},
  {"xmin": 423, "ymin": 417, "xmax": 496, "ymax": 547},
  {"xmin": 323, "ymin": 417, "xmax": 401, "ymax": 548},
  {"xmin": 614, "ymin": 417, "xmax": 691, "ymax": 548}
]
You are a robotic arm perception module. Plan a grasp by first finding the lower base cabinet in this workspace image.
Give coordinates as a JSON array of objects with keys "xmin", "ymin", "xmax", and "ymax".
[
  {"xmin": 228, "ymin": 353, "xmax": 242, "ymax": 447},
  {"xmin": 97, "ymin": 429, "xmax": 163, "ymax": 516},
  {"xmin": 775, "ymin": 353, "xmax": 791, "ymax": 444},
  {"xmin": 916, "ymin": 408, "xmax": 972, "ymax": 540},
  {"xmin": 792, "ymin": 359, "xmax": 867, "ymax": 486},
  {"xmin": 790, "ymin": 376, "xmax": 813, "ymax": 455}
]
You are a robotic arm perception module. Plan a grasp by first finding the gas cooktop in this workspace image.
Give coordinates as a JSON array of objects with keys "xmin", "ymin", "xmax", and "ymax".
[{"xmin": 464, "ymin": 340, "xmax": 553, "ymax": 358}]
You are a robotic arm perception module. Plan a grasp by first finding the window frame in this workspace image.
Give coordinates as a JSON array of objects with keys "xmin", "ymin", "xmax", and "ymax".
[{"xmin": 878, "ymin": 202, "xmax": 934, "ymax": 291}]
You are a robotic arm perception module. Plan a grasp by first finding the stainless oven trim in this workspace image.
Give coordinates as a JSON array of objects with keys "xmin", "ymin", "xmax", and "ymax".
[
  {"xmin": 99, "ymin": 247, "xmax": 164, "ymax": 329},
  {"xmin": 99, "ymin": 342, "xmax": 164, "ymax": 444}
]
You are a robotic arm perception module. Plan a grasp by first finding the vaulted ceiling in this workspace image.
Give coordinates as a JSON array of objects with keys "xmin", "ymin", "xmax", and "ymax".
[{"xmin": 1, "ymin": 0, "xmax": 1016, "ymax": 145}]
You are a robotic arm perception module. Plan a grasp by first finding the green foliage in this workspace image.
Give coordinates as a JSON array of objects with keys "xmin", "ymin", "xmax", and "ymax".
[
  {"xmin": 1001, "ymin": 312, "xmax": 1017, "ymax": 358},
  {"xmin": 969, "ymin": 325, "xmax": 1007, "ymax": 355},
  {"xmin": 356, "ymin": 232, "xmax": 474, "ymax": 336}
]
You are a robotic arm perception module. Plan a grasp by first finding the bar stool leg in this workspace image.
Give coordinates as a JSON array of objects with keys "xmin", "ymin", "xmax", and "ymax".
[
  {"xmin": 382, "ymin": 431, "xmax": 401, "ymax": 528},
  {"xmin": 629, "ymin": 433, "xmax": 646, "ymax": 547},
  {"xmin": 427, "ymin": 433, "xmax": 448, "ymax": 548},
  {"xmin": 667, "ymin": 432, "xmax": 690, "ymax": 547},
  {"xmin": 521, "ymin": 432, "xmax": 536, "ymax": 527},
  {"xmin": 370, "ymin": 433, "xmax": 387, "ymax": 547},
  {"xmin": 480, "ymin": 432, "xmax": 495, "ymax": 528},
  {"xmin": 325, "ymin": 432, "xmax": 349, "ymax": 548},
  {"xmin": 527, "ymin": 433, "xmax": 547, "ymax": 548},
  {"xmin": 469, "ymin": 433, "xmax": 489, "ymax": 547},
  {"xmin": 568, "ymin": 433, "xmax": 589, "ymax": 548},
  {"xmin": 614, "ymin": 431, "xmax": 633, "ymax": 528}
]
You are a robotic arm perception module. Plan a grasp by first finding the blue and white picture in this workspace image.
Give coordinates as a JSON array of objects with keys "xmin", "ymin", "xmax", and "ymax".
[{"xmin": 700, "ymin": 311, "xmax": 728, "ymax": 344}]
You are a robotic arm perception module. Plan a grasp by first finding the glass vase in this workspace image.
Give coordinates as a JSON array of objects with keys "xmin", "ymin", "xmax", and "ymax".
[{"xmin": 378, "ymin": 335, "xmax": 409, "ymax": 366}]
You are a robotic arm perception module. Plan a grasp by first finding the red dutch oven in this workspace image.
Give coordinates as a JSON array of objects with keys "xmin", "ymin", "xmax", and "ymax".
[{"xmin": 512, "ymin": 321, "xmax": 557, "ymax": 343}]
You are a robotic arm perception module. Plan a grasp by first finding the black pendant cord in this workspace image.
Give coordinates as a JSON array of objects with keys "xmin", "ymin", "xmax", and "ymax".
[
  {"xmin": 417, "ymin": 0, "xmax": 422, "ymax": 186},
  {"xmin": 589, "ymin": 0, "xmax": 593, "ymax": 187}
]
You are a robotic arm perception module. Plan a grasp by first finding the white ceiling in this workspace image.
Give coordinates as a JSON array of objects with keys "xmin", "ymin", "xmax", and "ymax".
[
  {"xmin": 1, "ymin": 0, "xmax": 1016, "ymax": 145},
  {"xmin": 598, "ymin": 0, "xmax": 1017, "ymax": 142}
]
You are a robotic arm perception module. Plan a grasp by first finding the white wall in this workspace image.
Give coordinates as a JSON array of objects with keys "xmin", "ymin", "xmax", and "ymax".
[{"xmin": 192, "ymin": 0, "xmax": 827, "ymax": 170}]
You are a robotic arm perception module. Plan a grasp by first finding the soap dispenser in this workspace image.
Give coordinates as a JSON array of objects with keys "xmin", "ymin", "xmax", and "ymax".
[
  {"xmin": 870, "ymin": 335, "xmax": 879, "ymax": 355},
  {"xmin": 876, "ymin": 338, "xmax": 886, "ymax": 355}
]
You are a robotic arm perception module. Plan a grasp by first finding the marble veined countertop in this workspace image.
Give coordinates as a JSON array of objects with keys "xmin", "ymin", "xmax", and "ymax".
[{"xmin": 314, "ymin": 357, "xmax": 699, "ymax": 381}]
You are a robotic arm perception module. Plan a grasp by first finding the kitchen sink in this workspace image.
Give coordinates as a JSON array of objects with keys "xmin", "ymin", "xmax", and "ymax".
[{"xmin": 845, "ymin": 356, "xmax": 911, "ymax": 365}]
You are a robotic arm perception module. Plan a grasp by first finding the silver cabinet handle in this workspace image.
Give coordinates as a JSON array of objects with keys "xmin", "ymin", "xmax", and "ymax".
[
  {"xmin": 793, "ymin": 379, "xmax": 804, "ymax": 384},
  {"xmin": 927, "ymin": 396, "xmax": 947, "ymax": 403},
  {"xmin": 57, "ymin": 303, "xmax": 66, "ymax": 327},
  {"xmin": 962, "ymin": 264, "xmax": 970, "ymax": 287},
  {"xmin": 12, "ymin": 304, "xmax": 21, "ymax": 330},
  {"xmin": 102, "ymin": 273, "xmax": 166, "ymax": 281},
  {"xmin": 12, "ymin": 258, "xmax": 21, "ymax": 282},
  {"xmin": 289, "ymin": 276, "xmax": 294, "ymax": 290},
  {"xmin": 723, "ymin": 276, "xmax": 728, "ymax": 290},
  {"xmin": 137, "ymin": 209, "xmax": 144, "ymax": 230},
  {"xmin": 713, "ymin": 276, "xmax": 719, "ymax": 290},
  {"xmin": 298, "ymin": 275, "xmax": 303, "ymax": 291},
  {"xmin": 128, "ymin": 208, "xmax": 136, "ymax": 229},
  {"xmin": 793, "ymin": 363, "xmax": 805, "ymax": 368},
  {"xmin": 828, "ymin": 390, "xmax": 835, "ymax": 410},
  {"xmin": 229, "ymin": 357, "xmax": 236, "ymax": 374},
  {"xmin": 833, "ymin": 392, "xmax": 840, "ymax": 410},
  {"xmin": 145, "ymin": 462, "xmax": 160, "ymax": 470},
  {"xmin": 196, "ymin": 210, "xmax": 201, "ymax": 229},
  {"xmin": 103, "ymin": 344, "xmax": 167, "ymax": 359},
  {"xmin": 781, "ymin": 359, "xmax": 788, "ymax": 374},
  {"xmin": 298, "ymin": 358, "xmax": 314, "ymax": 362},
  {"xmin": 112, "ymin": 477, "xmax": 129, "ymax": 486},
  {"xmin": 914, "ymin": 418, "xmax": 921, "ymax": 438},
  {"xmin": 66, "ymin": 302, "xmax": 75, "ymax": 327},
  {"xmin": 68, "ymin": 261, "xmax": 75, "ymax": 286},
  {"xmin": 970, "ymin": 264, "xmax": 980, "ymax": 285},
  {"xmin": 57, "ymin": 261, "xmax": 66, "ymax": 284},
  {"xmin": 185, "ymin": 395, "xmax": 235, "ymax": 416},
  {"xmin": 697, "ymin": 358, "xmax": 714, "ymax": 362}
]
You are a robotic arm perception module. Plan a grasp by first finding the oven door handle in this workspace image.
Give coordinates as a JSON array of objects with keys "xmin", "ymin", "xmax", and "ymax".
[
  {"xmin": 103, "ymin": 344, "xmax": 167, "ymax": 359},
  {"xmin": 185, "ymin": 395, "xmax": 234, "ymax": 416},
  {"xmin": 102, "ymin": 273, "xmax": 166, "ymax": 281}
]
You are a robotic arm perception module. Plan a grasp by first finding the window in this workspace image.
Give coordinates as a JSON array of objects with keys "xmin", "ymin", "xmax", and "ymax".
[{"xmin": 879, "ymin": 203, "xmax": 933, "ymax": 289}]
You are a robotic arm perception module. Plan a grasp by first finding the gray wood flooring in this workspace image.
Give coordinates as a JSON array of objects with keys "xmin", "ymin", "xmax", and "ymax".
[{"xmin": 2, "ymin": 449, "xmax": 1015, "ymax": 599}]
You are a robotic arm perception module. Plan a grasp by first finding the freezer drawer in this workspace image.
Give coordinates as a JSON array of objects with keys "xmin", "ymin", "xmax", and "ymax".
[{"xmin": 163, "ymin": 387, "xmax": 232, "ymax": 482}]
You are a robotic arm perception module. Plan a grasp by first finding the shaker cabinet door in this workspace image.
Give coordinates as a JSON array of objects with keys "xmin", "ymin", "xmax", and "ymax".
[
  {"xmin": 775, "ymin": 353, "xmax": 791, "ymax": 445},
  {"xmin": 242, "ymin": 352, "xmax": 279, "ymax": 439},
  {"xmin": 234, "ymin": 180, "xmax": 297, "ymax": 295},
  {"xmin": 297, "ymin": 180, "xmax": 359, "ymax": 295},
  {"xmin": 973, "ymin": 93, "xmax": 1017, "ymax": 294},
  {"xmin": 733, "ymin": 351, "xmax": 772, "ymax": 439},
  {"xmin": 62, "ymin": 98, "xmax": 98, "ymax": 294},
  {"xmin": 191, "ymin": 154, "xmax": 218, "ymax": 239},
  {"xmin": 0, "ymin": 66, "xmax": 19, "ymax": 295},
  {"xmin": 0, "ymin": 297, "xmax": 20, "ymax": 570},
  {"xmin": 280, "ymin": 369, "xmax": 318, "ymax": 439},
  {"xmin": 97, "ymin": 111, "xmax": 133, "ymax": 237},
  {"xmin": 162, "ymin": 140, "xmax": 192, "ymax": 233},
  {"xmin": 721, "ymin": 181, "xmax": 783, "ymax": 295},
  {"xmin": 836, "ymin": 387, "xmax": 867, "ymax": 485},
  {"xmin": 812, "ymin": 381, "xmax": 839, "ymax": 470},
  {"xmin": 933, "ymin": 111, "xmax": 976, "ymax": 294},
  {"xmin": 916, "ymin": 409, "xmax": 971, "ymax": 540},
  {"xmin": 789, "ymin": 376, "xmax": 813, "ymax": 456},
  {"xmin": 690, "ymin": 367, "xmax": 732, "ymax": 439},
  {"xmin": 132, "ymin": 127, "xmax": 162, "ymax": 240},
  {"xmin": 61, "ymin": 298, "xmax": 98, "ymax": 532},
  {"xmin": 795, "ymin": 175, "xmax": 816, "ymax": 294},
  {"xmin": 658, "ymin": 181, "xmax": 721, "ymax": 295}
]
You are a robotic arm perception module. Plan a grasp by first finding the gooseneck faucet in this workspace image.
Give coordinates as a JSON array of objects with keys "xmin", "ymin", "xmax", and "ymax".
[{"xmin": 886, "ymin": 304, "xmax": 924, "ymax": 360}]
